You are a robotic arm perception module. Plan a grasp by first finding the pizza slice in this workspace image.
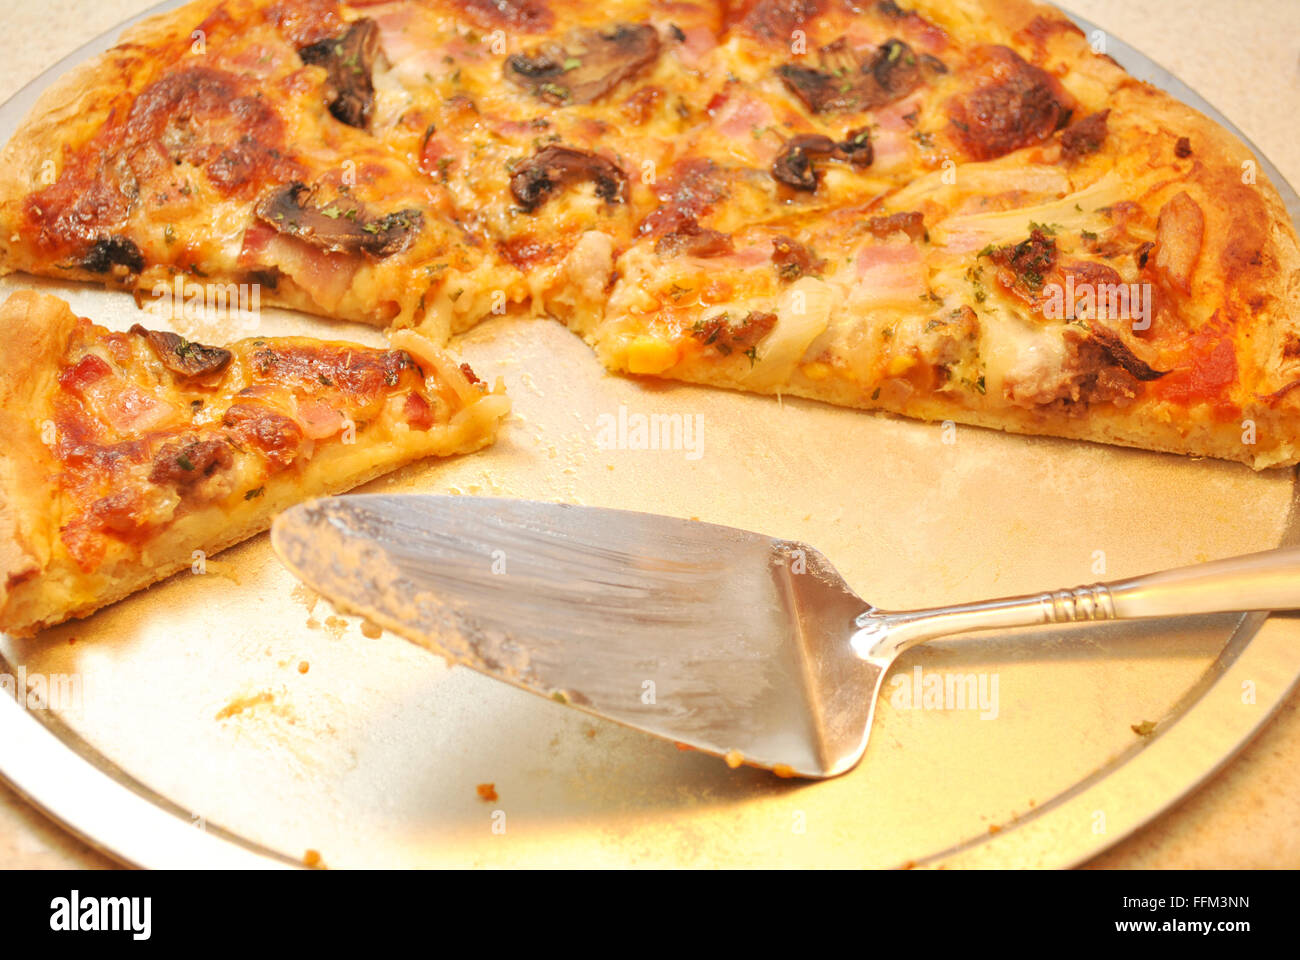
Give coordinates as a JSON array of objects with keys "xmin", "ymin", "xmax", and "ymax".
[
  {"xmin": 0, "ymin": 0, "xmax": 533, "ymax": 341},
  {"xmin": 0, "ymin": 0, "xmax": 1297, "ymax": 469},
  {"xmin": 0, "ymin": 291, "xmax": 509, "ymax": 636},
  {"xmin": 571, "ymin": 0, "xmax": 1300, "ymax": 468}
]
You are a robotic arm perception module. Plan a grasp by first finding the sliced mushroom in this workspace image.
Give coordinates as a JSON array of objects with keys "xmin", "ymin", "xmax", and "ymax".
[
  {"xmin": 254, "ymin": 182, "xmax": 423, "ymax": 258},
  {"xmin": 81, "ymin": 236, "xmax": 144, "ymax": 274},
  {"xmin": 770, "ymin": 131, "xmax": 873, "ymax": 192},
  {"xmin": 777, "ymin": 37, "xmax": 935, "ymax": 114},
  {"xmin": 505, "ymin": 23, "xmax": 660, "ymax": 105},
  {"xmin": 509, "ymin": 146, "xmax": 628, "ymax": 213},
  {"xmin": 130, "ymin": 325, "xmax": 233, "ymax": 378},
  {"xmin": 298, "ymin": 19, "xmax": 380, "ymax": 129},
  {"xmin": 1090, "ymin": 327, "xmax": 1166, "ymax": 382}
]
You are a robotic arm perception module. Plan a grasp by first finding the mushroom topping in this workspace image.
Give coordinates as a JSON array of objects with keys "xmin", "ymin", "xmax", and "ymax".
[
  {"xmin": 254, "ymin": 182, "xmax": 423, "ymax": 258},
  {"xmin": 298, "ymin": 19, "xmax": 381, "ymax": 129},
  {"xmin": 777, "ymin": 37, "xmax": 936, "ymax": 114},
  {"xmin": 505, "ymin": 23, "xmax": 661, "ymax": 105},
  {"xmin": 509, "ymin": 146, "xmax": 628, "ymax": 212},
  {"xmin": 1089, "ymin": 327, "xmax": 1165, "ymax": 382},
  {"xmin": 81, "ymin": 236, "xmax": 145, "ymax": 274},
  {"xmin": 770, "ymin": 131, "xmax": 873, "ymax": 191},
  {"xmin": 130, "ymin": 325, "xmax": 233, "ymax": 378}
]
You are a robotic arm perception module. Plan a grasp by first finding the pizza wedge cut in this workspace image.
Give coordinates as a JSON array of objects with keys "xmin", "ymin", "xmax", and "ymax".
[
  {"xmin": 0, "ymin": 291, "xmax": 509, "ymax": 636},
  {"xmin": 573, "ymin": 1, "xmax": 1300, "ymax": 469}
]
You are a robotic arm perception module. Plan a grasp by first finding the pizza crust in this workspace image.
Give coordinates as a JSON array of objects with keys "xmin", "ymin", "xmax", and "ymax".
[{"xmin": 0, "ymin": 292, "xmax": 76, "ymax": 623}]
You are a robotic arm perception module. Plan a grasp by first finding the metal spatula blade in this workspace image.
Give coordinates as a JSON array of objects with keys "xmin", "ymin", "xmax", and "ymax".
[
  {"xmin": 271, "ymin": 495, "xmax": 883, "ymax": 777},
  {"xmin": 271, "ymin": 495, "xmax": 1300, "ymax": 779}
]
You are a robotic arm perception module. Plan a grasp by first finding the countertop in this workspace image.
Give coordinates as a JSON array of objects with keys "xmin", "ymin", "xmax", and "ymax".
[{"xmin": 0, "ymin": 0, "xmax": 1296, "ymax": 869}]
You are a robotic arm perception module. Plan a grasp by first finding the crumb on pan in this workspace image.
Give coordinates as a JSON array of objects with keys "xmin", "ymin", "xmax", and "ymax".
[
  {"xmin": 476, "ymin": 783, "xmax": 498, "ymax": 802},
  {"xmin": 215, "ymin": 691, "xmax": 273, "ymax": 720}
]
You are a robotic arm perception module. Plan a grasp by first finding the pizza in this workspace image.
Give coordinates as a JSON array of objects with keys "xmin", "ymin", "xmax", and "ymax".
[
  {"xmin": 0, "ymin": 0, "xmax": 1297, "ymax": 469},
  {"xmin": 0, "ymin": 290, "xmax": 509, "ymax": 636}
]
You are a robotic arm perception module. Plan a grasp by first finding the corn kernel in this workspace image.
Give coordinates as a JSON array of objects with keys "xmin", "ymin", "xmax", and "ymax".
[
  {"xmin": 886, "ymin": 352, "xmax": 916, "ymax": 377},
  {"xmin": 800, "ymin": 361, "xmax": 832, "ymax": 381},
  {"xmin": 626, "ymin": 336, "xmax": 678, "ymax": 374}
]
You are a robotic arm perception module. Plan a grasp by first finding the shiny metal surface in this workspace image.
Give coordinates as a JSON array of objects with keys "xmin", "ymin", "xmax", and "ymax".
[
  {"xmin": 277, "ymin": 498, "xmax": 1300, "ymax": 780},
  {"xmin": 273, "ymin": 496, "xmax": 882, "ymax": 778},
  {"xmin": 857, "ymin": 546, "xmax": 1300, "ymax": 662},
  {"xmin": 0, "ymin": 2, "xmax": 1296, "ymax": 867}
]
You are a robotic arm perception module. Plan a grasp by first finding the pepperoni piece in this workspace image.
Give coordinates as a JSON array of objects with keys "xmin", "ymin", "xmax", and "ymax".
[
  {"xmin": 947, "ymin": 46, "xmax": 1072, "ymax": 161},
  {"xmin": 222, "ymin": 403, "xmax": 304, "ymax": 470},
  {"xmin": 449, "ymin": 0, "xmax": 554, "ymax": 33},
  {"xmin": 1060, "ymin": 110, "xmax": 1110, "ymax": 161},
  {"xmin": 148, "ymin": 439, "xmax": 233, "ymax": 487}
]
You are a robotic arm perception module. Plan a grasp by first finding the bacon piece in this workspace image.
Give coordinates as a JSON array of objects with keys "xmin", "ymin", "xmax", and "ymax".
[
  {"xmin": 294, "ymin": 398, "xmax": 346, "ymax": 440},
  {"xmin": 654, "ymin": 220, "xmax": 735, "ymax": 258},
  {"xmin": 246, "ymin": 342, "xmax": 415, "ymax": 401},
  {"xmin": 58, "ymin": 355, "xmax": 113, "ymax": 395},
  {"xmin": 947, "ymin": 46, "xmax": 1072, "ymax": 161},
  {"xmin": 1060, "ymin": 110, "xmax": 1109, "ymax": 161},
  {"xmin": 403, "ymin": 392, "xmax": 435, "ymax": 430},
  {"xmin": 986, "ymin": 229, "xmax": 1058, "ymax": 301},
  {"xmin": 59, "ymin": 354, "xmax": 178, "ymax": 433},
  {"xmin": 865, "ymin": 211, "xmax": 926, "ymax": 242},
  {"xmin": 853, "ymin": 239, "xmax": 926, "ymax": 304},
  {"xmin": 691, "ymin": 312, "xmax": 778, "ymax": 357},
  {"xmin": 771, "ymin": 236, "xmax": 825, "ymax": 281}
]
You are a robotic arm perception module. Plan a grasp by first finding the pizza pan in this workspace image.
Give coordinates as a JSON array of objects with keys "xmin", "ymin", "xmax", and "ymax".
[{"xmin": 0, "ymin": 1, "xmax": 1298, "ymax": 868}]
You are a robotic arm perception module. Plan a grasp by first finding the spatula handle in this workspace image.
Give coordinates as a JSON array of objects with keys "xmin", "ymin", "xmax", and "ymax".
[{"xmin": 852, "ymin": 544, "xmax": 1300, "ymax": 662}]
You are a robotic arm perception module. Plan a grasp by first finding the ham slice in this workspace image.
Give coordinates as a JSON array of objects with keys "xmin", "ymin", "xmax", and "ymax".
[
  {"xmin": 851, "ymin": 238, "xmax": 927, "ymax": 307},
  {"xmin": 240, "ymin": 222, "xmax": 360, "ymax": 312}
]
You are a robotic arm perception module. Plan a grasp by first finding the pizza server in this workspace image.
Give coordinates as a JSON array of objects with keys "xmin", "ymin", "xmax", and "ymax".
[{"xmin": 272, "ymin": 494, "xmax": 1300, "ymax": 778}]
